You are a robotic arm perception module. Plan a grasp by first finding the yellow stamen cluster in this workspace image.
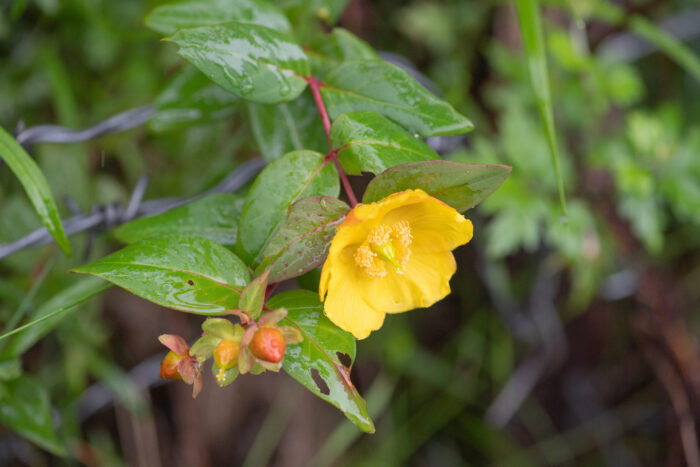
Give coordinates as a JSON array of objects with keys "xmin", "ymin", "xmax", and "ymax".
[{"xmin": 354, "ymin": 221, "xmax": 413, "ymax": 277}]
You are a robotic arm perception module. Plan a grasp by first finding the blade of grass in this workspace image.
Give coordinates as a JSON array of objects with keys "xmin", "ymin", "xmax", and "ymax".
[
  {"xmin": 514, "ymin": 0, "xmax": 567, "ymax": 219},
  {"xmin": 0, "ymin": 126, "xmax": 72, "ymax": 255},
  {"xmin": 0, "ymin": 276, "xmax": 110, "ymax": 358},
  {"xmin": 627, "ymin": 15, "xmax": 700, "ymax": 82},
  {"xmin": 589, "ymin": 2, "xmax": 700, "ymax": 83},
  {"xmin": 0, "ymin": 255, "xmax": 56, "ymax": 354}
]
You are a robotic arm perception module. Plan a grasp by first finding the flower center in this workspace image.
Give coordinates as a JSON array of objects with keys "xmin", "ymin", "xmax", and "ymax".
[{"xmin": 354, "ymin": 221, "xmax": 412, "ymax": 277}]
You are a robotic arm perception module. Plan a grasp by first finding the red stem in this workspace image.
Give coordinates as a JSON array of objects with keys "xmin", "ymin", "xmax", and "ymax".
[{"xmin": 306, "ymin": 76, "xmax": 358, "ymax": 207}]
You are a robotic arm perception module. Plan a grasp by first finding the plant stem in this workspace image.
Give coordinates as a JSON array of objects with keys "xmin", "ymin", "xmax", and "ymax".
[{"xmin": 307, "ymin": 76, "xmax": 358, "ymax": 207}]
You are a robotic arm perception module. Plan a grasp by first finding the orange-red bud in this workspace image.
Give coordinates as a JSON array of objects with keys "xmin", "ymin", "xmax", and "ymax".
[
  {"xmin": 249, "ymin": 328, "xmax": 286, "ymax": 363},
  {"xmin": 214, "ymin": 339, "xmax": 240, "ymax": 370},
  {"xmin": 160, "ymin": 350, "xmax": 183, "ymax": 380}
]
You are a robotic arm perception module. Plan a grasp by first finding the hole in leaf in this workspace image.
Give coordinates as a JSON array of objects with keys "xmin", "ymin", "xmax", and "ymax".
[
  {"xmin": 311, "ymin": 368, "xmax": 330, "ymax": 395},
  {"xmin": 187, "ymin": 280, "xmax": 195, "ymax": 286},
  {"xmin": 336, "ymin": 352, "xmax": 352, "ymax": 368}
]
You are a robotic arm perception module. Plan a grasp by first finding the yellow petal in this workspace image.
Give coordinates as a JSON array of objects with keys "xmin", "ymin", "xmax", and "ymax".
[
  {"xmin": 321, "ymin": 258, "xmax": 386, "ymax": 339},
  {"xmin": 381, "ymin": 192, "xmax": 473, "ymax": 251}
]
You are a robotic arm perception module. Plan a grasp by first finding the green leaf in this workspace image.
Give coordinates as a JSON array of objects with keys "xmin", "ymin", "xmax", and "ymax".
[
  {"xmin": 514, "ymin": 0, "xmax": 566, "ymax": 215},
  {"xmin": 257, "ymin": 196, "xmax": 349, "ymax": 282},
  {"xmin": 149, "ymin": 66, "xmax": 239, "ymax": 132},
  {"xmin": 363, "ymin": 161, "xmax": 511, "ymax": 212},
  {"xmin": 114, "ymin": 194, "xmax": 243, "ymax": 245},
  {"xmin": 306, "ymin": 28, "xmax": 379, "ymax": 77},
  {"xmin": 281, "ymin": 0, "xmax": 348, "ymax": 28},
  {"xmin": 0, "ymin": 126, "xmax": 71, "ymax": 255},
  {"xmin": 236, "ymin": 150, "xmax": 340, "ymax": 264},
  {"xmin": 73, "ymin": 236, "xmax": 250, "ymax": 315},
  {"xmin": 145, "ymin": 0, "xmax": 291, "ymax": 36},
  {"xmin": 246, "ymin": 92, "xmax": 327, "ymax": 162},
  {"xmin": 320, "ymin": 60, "xmax": 472, "ymax": 137},
  {"xmin": 330, "ymin": 111, "xmax": 440, "ymax": 175},
  {"xmin": 268, "ymin": 290, "xmax": 374, "ymax": 433},
  {"xmin": 239, "ymin": 270, "xmax": 269, "ymax": 319},
  {"xmin": 167, "ymin": 23, "xmax": 310, "ymax": 104},
  {"xmin": 0, "ymin": 375, "xmax": 65, "ymax": 455},
  {"xmin": 0, "ymin": 277, "xmax": 109, "ymax": 359}
]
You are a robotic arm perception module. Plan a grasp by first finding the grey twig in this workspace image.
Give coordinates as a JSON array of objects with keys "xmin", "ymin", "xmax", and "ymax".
[{"xmin": 13, "ymin": 106, "xmax": 155, "ymax": 148}]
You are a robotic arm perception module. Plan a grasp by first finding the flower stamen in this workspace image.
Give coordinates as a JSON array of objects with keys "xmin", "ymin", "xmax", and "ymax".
[{"xmin": 354, "ymin": 221, "xmax": 412, "ymax": 277}]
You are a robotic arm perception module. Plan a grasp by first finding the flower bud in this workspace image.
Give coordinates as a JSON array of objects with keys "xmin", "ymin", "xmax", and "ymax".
[
  {"xmin": 249, "ymin": 328, "xmax": 286, "ymax": 363},
  {"xmin": 213, "ymin": 339, "xmax": 240, "ymax": 370},
  {"xmin": 160, "ymin": 350, "xmax": 183, "ymax": 380}
]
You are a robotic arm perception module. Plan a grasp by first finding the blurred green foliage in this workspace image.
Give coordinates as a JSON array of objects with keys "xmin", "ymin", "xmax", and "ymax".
[{"xmin": 1, "ymin": 0, "xmax": 700, "ymax": 465}]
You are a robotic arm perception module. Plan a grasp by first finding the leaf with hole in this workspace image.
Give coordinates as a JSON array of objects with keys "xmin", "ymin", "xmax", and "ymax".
[
  {"xmin": 73, "ymin": 236, "xmax": 250, "ymax": 315},
  {"xmin": 257, "ymin": 196, "xmax": 349, "ymax": 282},
  {"xmin": 114, "ymin": 194, "xmax": 243, "ymax": 245},
  {"xmin": 268, "ymin": 290, "xmax": 374, "ymax": 433},
  {"xmin": 145, "ymin": 0, "xmax": 291, "ymax": 35},
  {"xmin": 320, "ymin": 60, "xmax": 472, "ymax": 137},
  {"xmin": 0, "ymin": 126, "xmax": 71, "ymax": 256},
  {"xmin": 330, "ymin": 111, "xmax": 439, "ymax": 175},
  {"xmin": 236, "ymin": 150, "xmax": 339, "ymax": 264},
  {"xmin": 149, "ymin": 66, "xmax": 239, "ymax": 132},
  {"xmin": 363, "ymin": 160, "xmax": 512, "ymax": 212},
  {"xmin": 167, "ymin": 23, "xmax": 310, "ymax": 104}
]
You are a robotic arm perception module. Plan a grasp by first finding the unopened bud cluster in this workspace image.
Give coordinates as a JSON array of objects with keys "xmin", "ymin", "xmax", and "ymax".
[{"xmin": 158, "ymin": 307, "xmax": 303, "ymax": 396}]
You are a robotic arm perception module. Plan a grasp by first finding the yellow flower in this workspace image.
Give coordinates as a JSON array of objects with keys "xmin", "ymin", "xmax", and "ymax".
[{"xmin": 319, "ymin": 189, "xmax": 473, "ymax": 339}]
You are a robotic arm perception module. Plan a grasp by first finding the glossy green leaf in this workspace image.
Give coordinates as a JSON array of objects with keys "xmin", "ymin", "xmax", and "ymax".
[
  {"xmin": 306, "ymin": 28, "xmax": 379, "ymax": 77},
  {"xmin": 73, "ymin": 236, "xmax": 250, "ymax": 315},
  {"xmin": 268, "ymin": 290, "xmax": 374, "ymax": 433},
  {"xmin": 330, "ymin": 111, "xmax": 440, "ymax": 175},
  {"xmin": 257, "ymin": 196, "xmax": 349, "ymax": 282},
  {"xmin": 0, "ymin": 277, "xmax": 110, "ymax": 359},
  {"xmin": 239, "ymin": 270, "xmax": 269, "ymax": 319},
  {"xmin": 149, "ymin": 66, "xmax": 238, "ymax": 132},
  {"xmin": 167, "ymin": 23, "xmax": 310, "ymax": 104},
  {"xmin": 145, "ymin": 0, "xmax": 291, "ymax": 36},
  {"xmin": 514, "ymin": 0, "xmax": 566, "ymax": 216},
  {"xmin": 0, "ymin": 126, "xmax": 71, "ymax": 256},
  {"xmin": 320, "ymin": 60, "xmax": 473, "ymax": 137},
  {"xmin": 236, "ymin": 150, "xmax": 340, "ymax": 264},
  {"xmin": 0, "ymin": 375, "xmax": 65, "ymax": 455},
  {"xmin": 246, "ymin": 92, "xmax": 327, "ymax": 162},
  {"xmin": 363, "ymin": 161, "xmax": 511, "ymax": 212},
  {"xmin": 114, "ymin": 194, "xmax": 243, "ymax": 245}
]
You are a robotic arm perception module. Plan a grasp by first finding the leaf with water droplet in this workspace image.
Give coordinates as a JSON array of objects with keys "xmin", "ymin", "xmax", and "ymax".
[
  {"xmin": 330, "ymin": 111, "xmax": 440, "ymax": 174},
  {"xmin": 363, "ymin": 161, "xmax": 512, "ymax": 212},
  {"xmin": 73, "ymin": 236, "xmax": 250, "ymax": 315},
  {"xmin": 256, "ymin": 196, "xmax": 349, "ymax": 282},
  {"xmin": 167, "ymin": 23, "xmax": 310, "ymax": 104},
  {"xmin": 236, "ymin": 150, "xmax": 340, "ymax": 265},
  {"xmin": 145, "ymin": 0, "xmax": 291, "ymax": 35},
  {"xmin": 114, "ymin": 194, "xmax": 244, "ymax": 245},
  {"xmin": 320, "ymin": 60, "xmax": 473, "ymax": 137}
]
